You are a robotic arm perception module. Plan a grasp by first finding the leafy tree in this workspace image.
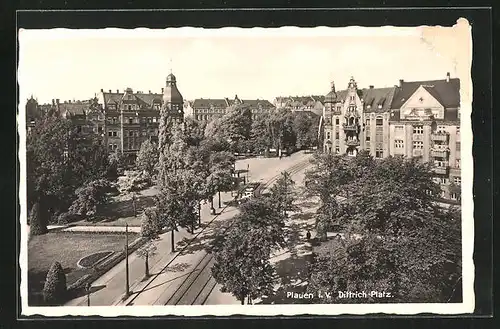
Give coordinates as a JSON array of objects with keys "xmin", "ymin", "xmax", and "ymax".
[
  {"xmin": 183, "ymin": 116, "xmax": 206, "ymax": 147},
  {"xmin": 269, "ymin": 108, "xmax": 296, "ymax": 154},
  {"xmin": 307, "ymin": 154, "xmax": 461, "ymax": 303},
  {"xmin": 68, "ymin": 179, "xmax": 111, "ymax": 220},
  {"xmin": 207, "ymin": 104, "xmax": 253, "ymax": 153},
  {"xmin": 206, "ymin": 151, "xmax": 236, "ymax": 210},
  {"xmin": 292, "ymin": 111, "xmax": 320, "ymax": 149},
  {"xmin": 211, "ymin": 220, "xmax": 276, "ymax": 305},
  {"xmin": 137, "ymin": 207, "xmax": 161, "ymax": 277},
  {"xmin": 136, "ymin": 139, "xmax": 158, "ymax": 182},
  {"xmin": 29, "ymin": 202, "xmax": 48, "ymax": 236},
  {"xmin": 43, "ymin": 261, "xmax": 67, "ymax": 305},
  {"xmin": 238, "ymin": 196, "xmax": 287, "ymax": 249},
  {"xmin": 156, "ymin": 169, "xmax": 201, "ymax": 251},
  {"xmin": 269, "ymin": 171, "xmax": 297, "ymax": 216},
  {"xmin": 27, "ymin": 116, "xmax": 74, "ymax": 222},
  {"xmin": 250, "ymin": 114, "xmax": 272, "ymax": 154},
  {"xmin": 27, "ymin": 115, "xmax": 117, "ymax": 223}
]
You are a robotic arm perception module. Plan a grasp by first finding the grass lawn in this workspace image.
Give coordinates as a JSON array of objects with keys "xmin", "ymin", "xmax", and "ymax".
[{"xmin": 28, "ymin": 231, "xmax": 138, "ymax": 306}]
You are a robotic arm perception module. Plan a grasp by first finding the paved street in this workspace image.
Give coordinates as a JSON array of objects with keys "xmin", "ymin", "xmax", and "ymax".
[{"xmin": 65, "ymin": 151, "xmax": 312, "ymax": 306}]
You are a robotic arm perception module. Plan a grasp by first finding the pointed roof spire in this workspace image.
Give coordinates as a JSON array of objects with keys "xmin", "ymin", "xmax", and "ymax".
[{"xmin": 169, "ymin": 58, "xmax": 173, "ymax": 74}]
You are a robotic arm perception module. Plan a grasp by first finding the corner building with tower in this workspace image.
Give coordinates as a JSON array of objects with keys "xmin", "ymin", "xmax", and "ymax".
[
  {"xmin": 95, "ymin": 72, "xmax": 184, "ymax": 163},
  {"xmin": 322, "ymin": 73, "xmax": 461, "ymax": 201}
]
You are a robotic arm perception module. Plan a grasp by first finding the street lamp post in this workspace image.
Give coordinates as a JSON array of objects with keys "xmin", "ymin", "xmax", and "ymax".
[
  {"xmin": 85, "ymin": 283, "xmax": 91, "ymax": 306},
  {"xmin": 198, "ymin": 201, "xmax": 201, "ymax": 226},
  {"xmin": 132, "ymin": 194, "xmax": 137, "ymax": 217},
  {"xmin": 124, "ymin": 223, "xmax": 130, "ymax": 298}
]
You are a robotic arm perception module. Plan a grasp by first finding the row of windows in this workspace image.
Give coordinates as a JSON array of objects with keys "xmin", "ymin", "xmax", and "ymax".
[
  {"xmin": 434, "ymin": 176, "xmax": 461, "ymax": 185},
  {"xmin": 107, "ymin": 116, "xmax": 160, "ymax": 124}
]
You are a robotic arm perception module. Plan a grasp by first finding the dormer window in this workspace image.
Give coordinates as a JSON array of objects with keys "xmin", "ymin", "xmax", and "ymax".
[{"xmin": 378, "ymin": 104, "xmax": 382, "ymax": 109}]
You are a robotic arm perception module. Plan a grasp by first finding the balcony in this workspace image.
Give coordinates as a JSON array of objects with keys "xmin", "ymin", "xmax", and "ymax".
[
  {"xmin": 449, "ymin": 167, "xmax": 461, "ymax": 176},
  {"xmin": 342, "ymin": 123, "xmax": 359, "ymax": 131},
  {"xmin": 345, "ymin": 139, "xmax": 360, "ymax": 146},
  {"xmin": 433, "ymin": 164, "xmax": 449, "ymax": 175},
  {"xmin": 431, "ymin": 132, "xmax": 449, "ymax": 142},
  {"xmin": 430, "ymin": 148, "xmax": 449, "ymax": 158}
]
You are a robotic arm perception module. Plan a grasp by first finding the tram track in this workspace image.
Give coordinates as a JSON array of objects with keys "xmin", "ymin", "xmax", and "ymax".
[
  {"xmin": 124, "ymin": 156, "xmax": 312, "ymax": 306},
  {"xmin": 165, "ymin": 159, "xmax": 312, "ymax": 305}
]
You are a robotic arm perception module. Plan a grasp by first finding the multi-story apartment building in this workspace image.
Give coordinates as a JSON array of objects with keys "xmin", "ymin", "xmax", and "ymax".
[
  {"xmin": 95, "ymin": 72, "xmax": 184, "ymax": 161},
  {"xmin": 322, "ymin": 73, "xmax": 461, "ymax": 201},
  {"xmin": 273, "ymin": 95, "xmax": 324, "ymax": 116},
  {"xmin": 185, "ymin": 95, "xmax": 275, "ymax": 122},
  {"xmin": 26, "ymin": 73, "xmax": 185, "ymax": 163}
]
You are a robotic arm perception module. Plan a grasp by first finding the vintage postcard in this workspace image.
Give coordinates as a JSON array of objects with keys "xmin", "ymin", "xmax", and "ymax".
[{"xmin": 18, "ymin": 18, "xmax": 473, "ymax": 316}]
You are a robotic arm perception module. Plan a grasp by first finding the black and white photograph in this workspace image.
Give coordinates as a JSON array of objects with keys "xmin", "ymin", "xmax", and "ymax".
[{"xmin": 18, "ymin": 18, "xmax": 474, "ymax": 316}]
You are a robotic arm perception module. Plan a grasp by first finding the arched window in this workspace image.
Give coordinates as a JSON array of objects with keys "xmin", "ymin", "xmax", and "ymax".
[{"xmin": 376, "ymin": 117, "xmax": 383, "ymax": 126}]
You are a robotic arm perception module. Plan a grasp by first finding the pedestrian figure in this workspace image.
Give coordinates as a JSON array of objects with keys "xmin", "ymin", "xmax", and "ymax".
[{"xmin": 306, "ymin": 230, "xmax": 311, "ymax": 241}]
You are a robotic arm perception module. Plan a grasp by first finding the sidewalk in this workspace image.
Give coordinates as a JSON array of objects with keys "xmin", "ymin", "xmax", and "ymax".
[
  {"xmin": 62, "ymin": 226, "xmax": 142, "ymax": 233},
  {"xmin": 65, "ymin": 152, "xmax": 312, "ymax": 306}
]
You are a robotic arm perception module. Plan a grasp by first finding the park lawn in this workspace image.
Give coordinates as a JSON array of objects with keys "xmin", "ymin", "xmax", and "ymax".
[{"xmin": 27, "ymin": 231, "xmax": 138, "ymax": 305}]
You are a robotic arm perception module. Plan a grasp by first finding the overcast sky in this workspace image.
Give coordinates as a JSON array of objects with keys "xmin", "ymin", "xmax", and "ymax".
[{"xmin": 18, "ymin": 27, "xmax": 459, "ymax": 104}]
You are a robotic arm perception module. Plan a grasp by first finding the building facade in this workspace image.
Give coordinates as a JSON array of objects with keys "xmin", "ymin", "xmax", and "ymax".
[
  {"xmin": 94, "ymin": 73, "xmax": 184, "ymax": 161},
  {"xmin": 322, "ymin": 73, "xmax": 461, "ymax": 201},
  {"xmin": 186, "ymin": 95, "xmax": 275, "ymax": 122},
  {"xmin": 273, "ymin": 95, "xmax": 325, "ymax": 117},
  {"xmin": 26, "ymin": 72, "xmax": 185, "ymax": 163}
]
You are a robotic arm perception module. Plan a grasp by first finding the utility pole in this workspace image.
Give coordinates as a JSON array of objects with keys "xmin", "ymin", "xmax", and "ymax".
[
  {"xmin": 124, "ymin": 223, "xmax": 130, "ymax": 298},
  {"xmin": 132, "ymin": 193, "xmax": 137, "ymax": 217},
  {"xmin": 218, "ymin": 190, "xmax": 222, "ymax": 208},
  {"xmin": 85, "ymin": 283, "xmax": 91, "ymax": 306}
]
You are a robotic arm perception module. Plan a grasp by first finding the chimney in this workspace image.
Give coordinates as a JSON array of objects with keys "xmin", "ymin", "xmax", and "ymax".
[
  {"xmin": 56, "ymin": 99, "xmax": 59, "ymax": 104},
  {"xmin": 446, "ymin": 72, "xmax": 450, "ymax": 82},
  {"xmin": 161, "ymin": 88, "xmax": 164, "ymax": 93},
  {"xmin": 149, "ymin": 90, "xmax": 151, "ymax": 94},
  {"xmin": 369, "ymin": 85, "xmax": 374, "ymax": 89},
  {"xmin": 399, "ymin": 79, "xmax": 404, "ymax": 87},
  {"xmin": 117, "ymin": 89, "xmax": 119, "ymax": 93},
  {"xmin": 109, "ymin": 89, "xmax": 111, "ymax": 93},
  {"xmin": 100, "ymin": 88, "xmax": 103, "ymax": 92},
  {"xmin": 52, "ymin": 99, "xmax": 55, "ymax": 106}
]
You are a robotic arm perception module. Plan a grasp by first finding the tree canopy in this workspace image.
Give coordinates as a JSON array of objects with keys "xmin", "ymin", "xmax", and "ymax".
[{"xmin": 305, "ymin": 153, "xmax": 462, "ymax": 303}]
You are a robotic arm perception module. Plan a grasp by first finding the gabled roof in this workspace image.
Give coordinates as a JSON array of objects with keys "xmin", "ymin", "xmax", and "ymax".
[
  {"xmin": 59, "ymin": 102, "xmax": 89, "ymax": 116},
  {"xmin": 360, "ymin": 87, "xmax": 397, "ymax": 113},
  {"xmin": 391, "ymin": 78, "xmax": 460, "ymax": 109},
  {"xmin": 241, "ymin": 99, "xmax": 274, "ymax": 109},
  {"xmin": 192, "ymin": 98, "xmax": 229, "ymax": 109},
  {"xmin": 102, "ymin": 92, "xmax": 163, "ymax": 108}
]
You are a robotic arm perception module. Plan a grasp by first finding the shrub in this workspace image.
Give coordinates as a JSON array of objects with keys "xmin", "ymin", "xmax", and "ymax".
[
  {"xmin": 29, "ymin": 202, "xmax": 48, "ymax": 236},
  {"xmin": 121, "ymin": 172, "xmax": 151, "ymax": 193},
  {"xmin": 56, "ymin": 212, "xmax": 77, "ymax": 225},
  {"xmin": 43, "ymin": 261, "xmax": 67, "ymax": 305},
  {"xmin": 68, "ymin": 179, "xmax": 111, "ymax": 220}
]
